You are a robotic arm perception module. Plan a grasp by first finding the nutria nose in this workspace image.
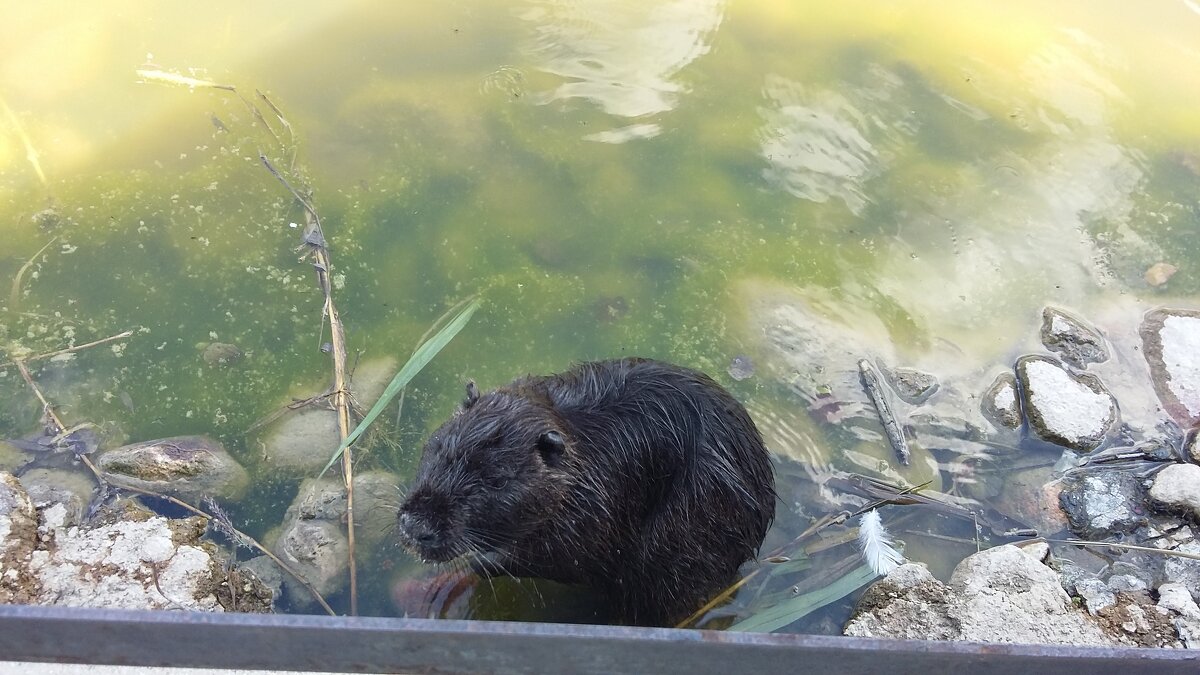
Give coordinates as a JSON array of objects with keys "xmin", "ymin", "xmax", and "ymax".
[{"xmin": 397, "ymin": 511, "xmax": 439, "ymax": 546}]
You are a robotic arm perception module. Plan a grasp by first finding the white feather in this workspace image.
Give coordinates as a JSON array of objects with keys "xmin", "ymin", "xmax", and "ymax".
[{"xmin": 857, "ymin": 509, "xmax": 905, "ymax": 576}]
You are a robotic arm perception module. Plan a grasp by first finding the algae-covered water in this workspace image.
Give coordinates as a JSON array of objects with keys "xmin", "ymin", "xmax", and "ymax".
[{"xmin": 2, "ymin": 1, "xmax": 1198, "ymax": 628}]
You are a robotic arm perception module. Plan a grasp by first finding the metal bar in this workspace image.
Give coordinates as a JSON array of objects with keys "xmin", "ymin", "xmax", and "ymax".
[{"xmin": 0, "ymin": 605, "xmax": 1194, "ymax": 675}]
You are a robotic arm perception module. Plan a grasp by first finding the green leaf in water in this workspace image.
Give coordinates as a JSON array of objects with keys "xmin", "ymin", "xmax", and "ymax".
[
  {"xmin": 728, "ymin": 563, "xmax": 877, "ymax": 633},
  {"xmin": 317, "ymin": 297, "xmax": 482, "ymax": 478}
]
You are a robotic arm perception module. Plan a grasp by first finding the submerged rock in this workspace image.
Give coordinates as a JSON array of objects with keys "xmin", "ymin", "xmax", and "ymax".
[
  {"xmin": 727, "ymin": 355, "xmax": 755, "ymax": 381},
  {"xmin": 274, "ymin": 519, "xmax": 348, "ymax": 606},
  {"xmin": 200, "ymin": 341, "xmax": 244, "ymax": 367},
  {"xmin": 1016, "ymin": 355, "xmax": 1117, "ymax": 451},
  {"xmin": 1149, "ymin": 464, "xmax": 1200, "ymax": 520},
  {"xmin": 981, "ymin": 371, "xmax": 1022, "ymax": 430},
  {"xmin": 845, "ymin": 545, "xmax": 1121, "ymax": 646},
  {"xmin": 96, "ymin": 435, "xmax": 249, "ymax": 501},
  {"xmin": 1040, "ymin": 307, "xmax": 1109, "ymax": 368},
  {"xmin": 1144, "ymin": 263, "xmax": 1179, "ymax": 288},
  {"xmin": 1058, "ymin": 471, "xmax": 1147, "ymax": 539},
  {"xmin": 261, "ymin": 356, "xmax": 397, "ymax": 474},
  {"xmin": 882, "ymin": 365, "xmax": 939, "ymax": 405},
  {"xmin": 17, "ymin": 468, "xmax": 95, "ymax": 528},
  {"xmin": 1141, "ymin": 309, "xmax": 1200, "ymax": 428},
  {"xmin": 283, "ymin": 471, "xmax": 401, "ymax": 551}
]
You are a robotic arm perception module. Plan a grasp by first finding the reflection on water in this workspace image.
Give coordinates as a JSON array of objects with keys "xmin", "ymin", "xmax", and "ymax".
[
  {"xmin": 522, "ymin": 0, "xmax": 725, "ymax": 139},
  {"xmin": 1, "ymin": 0, "xmax": 1199, "ymax": 629}
]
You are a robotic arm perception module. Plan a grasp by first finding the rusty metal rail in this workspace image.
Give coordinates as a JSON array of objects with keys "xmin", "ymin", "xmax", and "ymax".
[{"xmin": 0, "ymin": 604, "xmax": 1195, "ymax": 674}]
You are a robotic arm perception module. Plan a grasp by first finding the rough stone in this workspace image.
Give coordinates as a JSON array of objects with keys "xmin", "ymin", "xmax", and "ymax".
[
  {"xmin": 0, "ymin": 473, "xmax": 40, "ymax": 603},
  {"xmin": 274, "ymin": 519, "xmax": 349, "ymax": 606},
  {"xmin": 1108, "ymin": 574, "xmax": 1149, "ymax": 594},
  {"xmin": 27, "ymin": 508, "xmax": 223, "ymax": 610},
  {"xmin": 845, "ymin": 545, "xmax": 1120, "ymax": 646},
  {"xmin": 284, "ymin": 471, "xmax": 401, "ymax": 551},
  {"xmin": 1016, "ymin": 355, "xmax": 1118, "ymax": 451},
  {"xmin": 1157, "ymin": 582, "xmax": 1200, "ymax": 649},
  {"xmin": 1059, "ymin": 471, "xmax": 1147, "ymax": 539},
  {"xmin": 727, "ymin": 355, "xmax": 755, "ymax": 381},
  {"xmin": 981, "ymin": 371, "xmax": 1022, "ymax": 430},
  {"xmin": 17, "ymin": 468, "xmax": 95, "ymax": 528},
  {"xmin": 1040, "ymin": 307, "xmax": 1109, "ymax": 368},
  {"xmin": 1141, "ymin": 309, "xmax": 1200, "ymax": 428},
  {"xmin": 1076, "ymin": 577, "xmax": 1117, "ymax": 615},
  {"xmin": 239, "ymin": 555, "xmax": 284, "ymax": 607},
  {"xmin": 1186, "ymin": 431, "xmax": 1200, "ymax": 465},
  {"xmin": 261, "ymin": 356, "xmax": 398, "ymax": 474},
  {"xmin": 1148, "ymin": 463, "xmax": 1200, "ymax": 519},
  {"xmin": 883, "ymin": 365, "xmax": 939, "ymax": 405},
  {"xmin": 1162, "ymin": 540, "xmax": 1200, "ymax": 602},
  {"xmin": 96, "ymin": 435, "xmax": 249, "ymax": 501}
]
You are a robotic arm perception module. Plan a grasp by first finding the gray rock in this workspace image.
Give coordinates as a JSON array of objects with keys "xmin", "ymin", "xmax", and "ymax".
[
  {"xmin": 1186, "ymin": 430, "xmax": 1200, "ymax": 465},
  {"xmin": 284, "ymin": 471, "xmax": 401, "ymax": 551},
  {"xmin": 96, "ymin": 435, "xmax": 249, "ymax": 501},
  {"xmin": 239, "ymin": 555, "xmax": 284, "ymax": 608},
  {"xmin": 1076, "ymin": 577, "xmax": 1117, "ymax": 614},
  {"xmin": 981, "ymin": 371, "xmax": 1022, "ymax": 430},
  {"xmin": 17, "ymin": 468, "xmax": 95, "ymax": 527},
  {"xmin": 1157, "ymin": 583, "xmax": 1200, "ymax": 649},
  {"xmin": 1163, "ymin": 540, "xmax": 1200, "ymax": 602},
  {"xmin": 1040, "ymin": 307, "xmax": 1109, "ymax": 368},
  {"xmin": 1141, "ymin": 309, "xmax": 1200, "ymax": 428},
  {"xmin": 274, "ymin": 519, "xmax": 348, "ymax": 605},
  {"xmin": 845, "ymin": 545, "xmax": 1120, "ymax": 646},
  {"xmin": 1058, "ymin": 471, "xmax": 1146, "ymax": 539},
  {"xmin": 1148, "ymin": 463, "xmax": 1200, "ymax": 519},
  {"xmin": 261, "ymin": 356, "xmax": 398, "ymax": 474},
  {"xmin": 883, "ymin": 366, "xmax": 939, "ymax": 405},
  {"xmin": 995, "ymin": 468, "xmax": 1069, "ymax": 535},
  {"xmin": 1016, "ymin": 355, "xmax": 1117, "ymax": 451},
  {"xmin": 200, "ymin": 342, "xmax": 243, "ymax": 367},
  {"xmin": 1107, "ymin": 574, "xmax": 1149, "ymax": 594}
]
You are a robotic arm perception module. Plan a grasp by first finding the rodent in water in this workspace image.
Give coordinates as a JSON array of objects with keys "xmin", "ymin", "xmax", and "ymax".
[{"xmin": 396, "ymin": 357, "xmax": 776, "ymax": 626}]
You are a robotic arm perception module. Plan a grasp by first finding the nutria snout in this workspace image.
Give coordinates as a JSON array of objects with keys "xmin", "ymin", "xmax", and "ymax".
[{"xmin": 397, "ymin": 357, "xmax": 776, "ymax": 625}]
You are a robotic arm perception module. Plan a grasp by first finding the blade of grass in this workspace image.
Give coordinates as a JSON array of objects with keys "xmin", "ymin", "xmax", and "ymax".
[
  {"xmin": 728, "ymin": 563, "xmax": 877, "ymax": 633},
  {"xmin": 318, "ymin": 297, "xmax": 481, "ymax": 478}
]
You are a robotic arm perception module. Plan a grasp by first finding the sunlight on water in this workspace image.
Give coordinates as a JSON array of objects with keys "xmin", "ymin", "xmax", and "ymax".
[{"xmin": 1, "ymin": 0, "xmax": 1199, "ymax": 628}]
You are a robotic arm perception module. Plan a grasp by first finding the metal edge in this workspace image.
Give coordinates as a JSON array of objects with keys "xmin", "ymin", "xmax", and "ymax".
[{"xmin": 0, "ymin": 604, "xmax": 1195, "ymax": 674}]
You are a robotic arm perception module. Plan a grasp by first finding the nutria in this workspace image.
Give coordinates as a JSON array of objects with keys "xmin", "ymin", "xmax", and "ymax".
[{"xmin": 396, "ymin": 357, "xmax": 776, "ymax": 626}]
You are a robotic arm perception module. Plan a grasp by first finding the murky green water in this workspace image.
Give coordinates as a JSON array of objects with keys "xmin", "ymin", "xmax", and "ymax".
[{"xmin": 2, "ymin": 1, "xmax": 1198, "ymax": 628}]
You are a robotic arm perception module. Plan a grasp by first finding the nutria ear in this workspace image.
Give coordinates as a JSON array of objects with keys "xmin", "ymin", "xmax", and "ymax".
[
  {"xmin": 537, "ymin": 430, "xmax": 566, "ymax": 467},
  {"xmin": 463, "ymin": 380, "xmax": 480, "ymax": 409}
]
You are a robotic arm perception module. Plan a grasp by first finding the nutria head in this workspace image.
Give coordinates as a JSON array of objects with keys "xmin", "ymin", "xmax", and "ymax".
[{"xmin": 397, "ymin": 381, "xmax": 571, "ymax": 564}]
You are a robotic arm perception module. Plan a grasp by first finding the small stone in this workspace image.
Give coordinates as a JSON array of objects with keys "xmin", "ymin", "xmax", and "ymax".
[
  {"xmin": 1059, "ymin": 472, "xmax": 1146, "ymax": 539},
  {"xmin": 1017, "ymin": 541, "xmax": 1050, "ymax": 563},
  {"xmin": 201, "ymin": 342, "xmax": 243, "ymax": 367},
  {"xmin": 981, "ymin": 371, "xmax": 1022, "ymax": 430},
  {"xmin": 1144, "ymin": 262, "xmax": 1178, "ymax": 287},
  {"xmin": 17, "ymin": 468, "xmax": 96, "ymax": 527},
  {"xmin": 1141, "ymin": 309, "xmax": 1200, "ymax": 428},
  {"xmin": 995, "ymin": 469, "xmax": 1069, "ymax": 535},
  {"xmin": 1107, "ymin": 574, "xmax": 1148, "ymax": 594},
  {"xmin": 727, "ymin": 355, "xmax": 755, "ymax": 381},
  {"xmin": 1016, "ymin": 355, "xmax": 1118, "ymax": 451},
  {"xmin": 1148, "ymin": 463, "xmax": 1200, "ymax": 519},
  {"xmin": 275, "ymin": 519, "xmax": 349, "ymax": 604},
  {"xmin": 1040, "ymin": 307, "xmax": 1109, "ymax": 368},
  {"xmin": 1076, "ymin": 577, "xmax": 1117, "ymax": 615},
  {"xmin": 883, "ymin": 366, "xmax": 939, "ymax": 405}
]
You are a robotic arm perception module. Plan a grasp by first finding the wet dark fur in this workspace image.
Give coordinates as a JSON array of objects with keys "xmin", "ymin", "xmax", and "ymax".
[{"xmin": 397, "ymin": 357, "xmax": 776, "ymax": 626}]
